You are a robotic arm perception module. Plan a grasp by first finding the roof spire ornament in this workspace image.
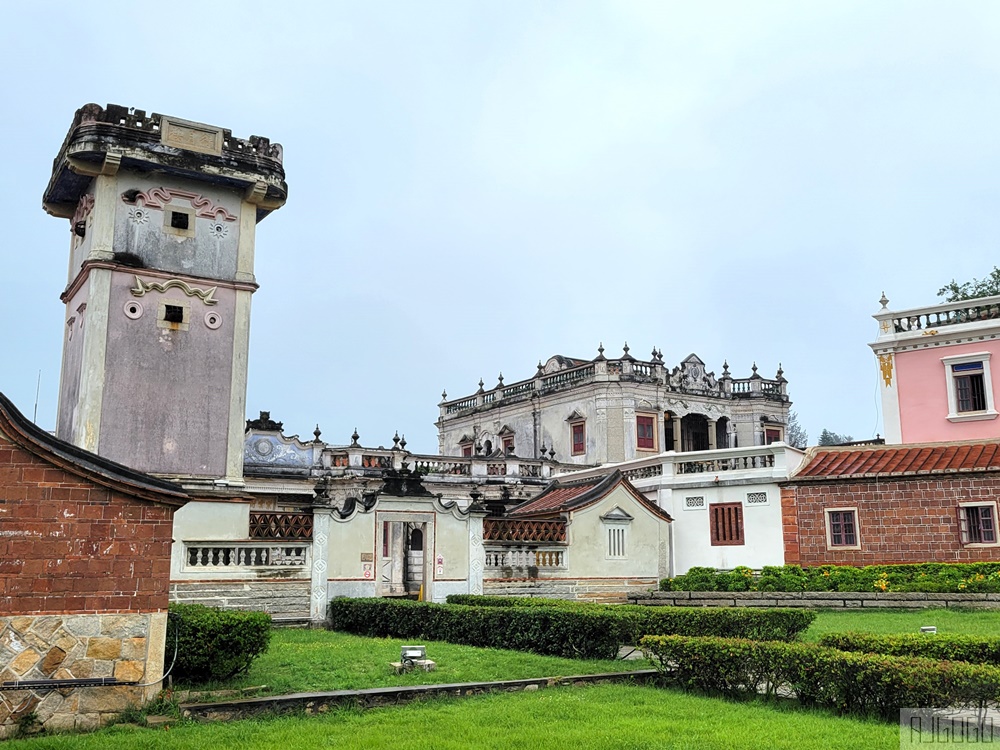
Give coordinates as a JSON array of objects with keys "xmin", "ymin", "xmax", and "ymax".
[
  {"xmin": 400, "ymin": 434, "xmax": 407, "ymax": 450},
  {"xmin": 350, "ymin": 428, "xmax": 360, "ymax": 447},
  {"xmin": 313, "ymin": 424, "xmax": 322, "ymax": 443},
  {"xmin": 722, "ymin": 360, "xmax": 731, "ymax": 378},
  {"xmin": 477, "ymin": 378, "xmax": 484, "ymax": 393},
  {"xmin": 498, "ymin": 372, "xmax": 504, "ymax": 387},
  {"xmin": 879, "ymin": 291, "xmax": 889, "ymax": 310},
  {"xmin": 392, "ymin": 431, "xmax": 400, "ymax": 450},
  {"xmin": 594, "ymin": 342, "xmax": 606, "ymax": 361}
]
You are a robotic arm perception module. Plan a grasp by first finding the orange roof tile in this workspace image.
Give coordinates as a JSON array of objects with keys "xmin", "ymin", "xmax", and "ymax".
[
  {"xmin": 507, "ymin": 471, "xmax": 672, "ymax": 521},
  {"xmin": 790, "ymin": 439, "xmax": 1000, "ymax": 481}
]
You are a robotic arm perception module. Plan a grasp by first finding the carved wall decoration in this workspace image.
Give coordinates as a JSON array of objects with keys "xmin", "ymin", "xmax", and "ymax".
[
  {"xmin": 207, "ymin": 221, "xmax": 229, "ymax": 238},
  {"xmin": 878, "ymin": 353, "xmax": 894, "ymax": 387},
  {"xmin": 127, "ymin": 206, "xmax": 150, "ymax": 225},
  {"xmin": 130, "ymin": 275, "xmax": 218, "ymax": 305},
  {"xmin": 243, "ymin": 435, "xmax": 312, "ymax": 467},
  {"xmin": 72, "ymin": 194, "xmax": 95, "ymax": 227},
  {"xmin": 126, "ymin": 187, "xmax": 238, "ymax": 222}
]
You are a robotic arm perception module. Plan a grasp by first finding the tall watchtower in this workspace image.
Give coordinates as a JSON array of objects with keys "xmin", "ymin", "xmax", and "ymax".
[{"xmin": 42, "ymin": 104, "xmax": 287, "ymax": 485}]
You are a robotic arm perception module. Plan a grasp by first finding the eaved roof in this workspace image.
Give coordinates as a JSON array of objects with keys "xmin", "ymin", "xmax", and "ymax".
[
  {"xmin": 0, "ymin": 392, "xmax": 188, "ymax": 505},
  {"xmin": 507, "ymin": 470, "xmax": 672, "ymax": 521},
  {"xmin": 789, "ymin": 438, "xmax": 1000, "ymax": 482}
]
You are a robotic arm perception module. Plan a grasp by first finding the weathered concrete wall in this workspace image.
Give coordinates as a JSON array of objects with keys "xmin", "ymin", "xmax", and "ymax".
[
  {"xmin": 0, "ymin": 611, "xmax": 167, "ymax": 737},
  {"xmin": 628, "ymin": 590, "xmax": 1000, "ymax": 609},
  {"xmin": 484, "ymin": 577, "xmax": 658, "ymax": 603},
  {"xmin": 169, "ymin": 580, "xmax": 310, "ymax": 622}
]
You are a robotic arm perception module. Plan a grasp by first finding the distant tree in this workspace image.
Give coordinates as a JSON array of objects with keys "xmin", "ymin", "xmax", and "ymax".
[
  {"xmin": 785, "ymin": 411, "xmax": 808, "ymax": 449},
  {"xmin": 818, "ymin": 429, "xmax": 854, "ymax": 446},
  {"xmin": 937, "ymin": 266, "xmax": 1000, "ymax": 302}
]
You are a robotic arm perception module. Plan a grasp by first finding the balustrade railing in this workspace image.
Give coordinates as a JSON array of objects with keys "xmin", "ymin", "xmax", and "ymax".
[
  {"xmin": 487, "ymin": 462, "xmax": 507, "ymax": 476},
  {"xmin": 413, "ymin": 458, "xmax": 471, "ymax": 476},
  {"xmin": 541, "ymin": 365, "xmax": 595, "ymax": 390},
  {"xmin": 484, "ymin": 518, "xmax": 567, "ymax": 543},
  {"xmin": 249, "ymin": 512, "xmax": 313, "ymax": 540},
  {"xmin": 502, "ymin": 382, "xmax": 535, "ymax": 399},
  {"xmin": 362, "ymin": 454, "xmax": 392, "ymax": 469},
  {"xmin": 622, "ymin": 464, "xmax": 663, "ymax": 481},
  {"xmin": 677, "ymin": 453, "xmax": 775, "ymax": 474},
  {"xmin": 446, "ymin": 396, "xmax": 478, "ymax": 414},
  {"xmin": 889, "ymin": 299, "xmax": 1000, "ymax": 334},
  {"xmin": 185, "ymin": 542, "xmax": 309, "ymax": 569},
  {"xmin": 518, "ymin": 463, "xmax": 540, "ymax": 478},
  {"xmin": 484, "ymin": 546, "xmax": 566, "ymax": 570}
]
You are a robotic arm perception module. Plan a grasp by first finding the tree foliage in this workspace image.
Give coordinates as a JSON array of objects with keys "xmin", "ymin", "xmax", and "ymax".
[
  {"xmin": 817, "ymin": 429, "xmax": 853, "ymax": 446},
  {"xmin": 937, "ymin": 266, "xmax": 1000, "ymax": 302},
  {"xmin": 785, "ymin": 410, "xmax": 807, "ymax": 449}
]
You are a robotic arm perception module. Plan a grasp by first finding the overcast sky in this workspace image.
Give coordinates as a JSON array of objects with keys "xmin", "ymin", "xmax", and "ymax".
[{"xmin": 3, "ymin": 2, "xmax": 999, "ymax": 454}]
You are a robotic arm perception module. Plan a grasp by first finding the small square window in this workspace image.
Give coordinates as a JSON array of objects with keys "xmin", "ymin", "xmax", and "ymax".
[
  {"xmin": 164, "ymin": 304, "xmax": 184, "ymax": 324},
  {"xmin": 709, "ymin": 503, "xmax": 744, "ymax": 546},
  {"xmin": 571, "ymin": 422, "xmax": 586, "ymax": 455},
  {"xmin": 170, "ymin": 211, "xmax": 190, "ymax": 230},
  {"xmin": 959, "ymin": 503, "xmax": 998, "ymax": 546},
  {"xmin": 636, "ymin": 415, "xmax": 655, "ymax": 450},
  {"xmin": 825, "ymin": 508, "xmax": 860, "ymax": 549}
]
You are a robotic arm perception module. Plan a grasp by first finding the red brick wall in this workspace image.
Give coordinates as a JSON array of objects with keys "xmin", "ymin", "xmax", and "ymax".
[
  {"xmin": 0, "ymin": 435, "xmax": 175, "ymax": 615},
  {"xmin": 782, "ymin": 474, "xmax": 1000, "ymax": 566}
]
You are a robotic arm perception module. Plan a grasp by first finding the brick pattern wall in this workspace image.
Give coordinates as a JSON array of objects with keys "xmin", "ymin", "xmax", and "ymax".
[
  {"xmin": 782, "ymin": 475, "xmax": 1000, "ymax": 566},
  {"xmin": 0, "ymin": 435, "xmax": 175, "ymax": 615},
  {"xmin": 483, "ymin": 577, "xmax": 658, "ymax": 603}
]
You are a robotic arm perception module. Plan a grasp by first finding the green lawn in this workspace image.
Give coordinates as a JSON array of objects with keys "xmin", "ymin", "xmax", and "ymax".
[
  {"xmin": 8, "ymin": 608, "xmax": 998, "ymax": 749},
  {"xmin": 174, "ymin": 629, "xmax": 652, "ymax": 696},
  {"xmin": 803, "ymin": 607, "xmax": 1000, "ymax": 641},
  {"xmin": 6, "ymin": 683, "xmax": 901, "ymax": 750}
]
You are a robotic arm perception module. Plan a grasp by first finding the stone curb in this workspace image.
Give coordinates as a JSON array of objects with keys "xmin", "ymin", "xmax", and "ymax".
[{"xmin": 180, "ymin": 670, "xmax": 660, "ymax": 722}]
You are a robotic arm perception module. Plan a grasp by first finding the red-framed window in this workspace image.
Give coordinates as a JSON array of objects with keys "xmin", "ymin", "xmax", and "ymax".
[
  {"xmin": 461, "ymin": 444, "xmax": 473, "ymax": 457},
  {"xmin": 709, "ymin": 503, "xmax": 744, "ymax": 546},
  {"xmin": 960, "ymin": 505, "xmax": 997, "ymax": 544},
  {"xmin": 571, "ymin": 422, "xmax": 586, "ymax": 455},
  {"xmin": 828, "ymin": 510, "xmax": 857, "ymax": 546},
  {"xmin": 502, "ymin": 436, "xmax": 514, "ymax": 454},
  {"xmin": 636, "ymin": 415, "xmax": 655, "ymax": 450},
  {"xmin": 765, "ymin": 428, "xmax": 782, "ymax": 445}
]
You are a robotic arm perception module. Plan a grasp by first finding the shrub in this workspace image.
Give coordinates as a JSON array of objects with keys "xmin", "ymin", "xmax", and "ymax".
[
  {"xmin": 329, "ymin": 598, "xmax": 815, "ymax": 660},
  {"xmin": 659, "ymin": 562, "xmax": 1000, "ymax": 594},
  {"xmin": 641, "ymin": 634, "xmax": 1000, "ymax": 721},
  {"xmin": 820, "ymin": 632, "xmax": 1000, "ymax": 667},
  {"xmin": 167, "ymin": 603, "xmax": 272, "ymax": 682}
]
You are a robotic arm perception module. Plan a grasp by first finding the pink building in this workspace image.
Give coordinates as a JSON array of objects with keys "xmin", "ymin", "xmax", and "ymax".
[{"xmin": 871, "ymin": 293, "xmax": 1000, "ymax": 444}]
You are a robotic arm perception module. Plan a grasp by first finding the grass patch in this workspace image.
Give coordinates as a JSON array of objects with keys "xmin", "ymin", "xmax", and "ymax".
[
  {"xmin": 172, "ymin": 629, "xmax": 650, "ymax": 696},
  {"xmin": 3, "ymin": 683, "xmax": 901, "ymax": 750},
  {"xmin": 803, "ymin": 608, "xmax": 1000, "ymax": 642}
]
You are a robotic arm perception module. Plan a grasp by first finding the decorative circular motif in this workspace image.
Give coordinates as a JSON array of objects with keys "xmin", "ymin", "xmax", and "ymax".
[
  {"xmin": 124, "ymin": 301, "xmax": 144, "ymax": 320},
  {"xmin": 254, "ymin": 439, "xmax": 274, "ymax": 457},
  {"xmin": 205, "ymin": 311, "xmax": 222, "ymax": 330},
  {"xmin": 208, "ymin": 222, "xmax": 229, "ymax": 239},
  {"xmin": 128, "ymin": 207, "xmax": 149, "ymax": 225}
]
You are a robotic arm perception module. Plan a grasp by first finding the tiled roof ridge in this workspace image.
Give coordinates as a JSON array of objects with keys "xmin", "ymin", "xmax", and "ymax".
[{"xmin": 788, "ymin": 438, "xmax": 1000, "ymax": 481}]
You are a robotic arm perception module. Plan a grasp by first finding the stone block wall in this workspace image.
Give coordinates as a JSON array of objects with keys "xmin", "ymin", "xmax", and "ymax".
[
  {"xmin": 169, "ymin": 579, "xmax": 310, "ymax": 622},
  {"xmin": 781, "ymin": 475, "xmax": 1000, "ymax": 566},
  {"xmin": 0, "ymin": 431, "xmax": 177, "ymax": 735},
  {"xmin": 483, "ymin": 577, "xmax": 658, "ymax": 603},
  {"xmin": 0, "ymin": 612, "xmax": 166, "ymax": 737}
]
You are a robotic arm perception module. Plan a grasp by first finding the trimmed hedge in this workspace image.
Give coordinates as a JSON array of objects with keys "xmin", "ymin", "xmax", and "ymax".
[
  {"xmin": 641, "ymin": 634, "xmax": 1000, "ymax": 721},
  {"xmin": 446, "ymin": 595, "xmax": 599, "ymax": 608},
  {"xmin": 661, "ymin": 562, "xmax": 1000, "ymax": 594},
  {"xmin": 328, "ymin": 598, "xmax": 815, "ymax": 659},
  {"xmin": 168, "ymin": 603, "xmax": 272, "ymax": 682},
  {"xmin": 820, "ymin": 631, "xmax": 1000, "ymax": 667}
]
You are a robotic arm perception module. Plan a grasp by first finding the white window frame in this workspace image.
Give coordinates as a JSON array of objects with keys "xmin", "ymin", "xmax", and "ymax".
[
  {"xmin": 942, "ymin": 352, "xmax": 998, "ymax": 422},
  {"xmin": 824, "ymin": 507, "xmax": 861, "ymax": 551},
  {"xmin": 601, "ymin": 508, "xmax": 632, "ymax": 560},
  {"xmin": 958, "ymin": 500, "xmax": 1000, "ymax": 547}
]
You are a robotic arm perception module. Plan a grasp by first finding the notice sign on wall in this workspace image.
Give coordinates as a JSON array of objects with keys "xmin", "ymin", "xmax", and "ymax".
[{"xmin": 363, "ymin": 563, "xmax": 372, "ymax": 579}]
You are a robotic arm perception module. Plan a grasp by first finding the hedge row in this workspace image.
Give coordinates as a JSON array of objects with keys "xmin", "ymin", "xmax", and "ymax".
[
  {"xmin": 328, "ymin": 598, "xmax": 815, "ymax": 659},
  {"xmin": 661, "ymin": 563, "xmax": 1000, "ymax": 593},
  {"xmin": 167, "ymin": 603, "xmax": 272, "ymax": 682},
  {"xmin": 444, "ymin": 595, "xmax": 816, "ymax": 642},
  {"xmin": 820, "ymin": 631, "xmax": 1000, "ymax": 667},
  {"xmin": 641, "ymin": 634, "xmax": 1000, "ymax": 721}
]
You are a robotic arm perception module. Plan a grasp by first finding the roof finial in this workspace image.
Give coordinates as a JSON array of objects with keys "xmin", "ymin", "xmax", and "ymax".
[
  {"xmin": 399, "ymin": 434, "xmax": 407, "ymax": 450},
  {"xmin": 313, "ymin": 424, "xmax": 322, "ymax": 443},
  {"xmin": 879, "ymin": 291, "xmax": 889, "ymax": 310},
  {"xmin": 497, "ymin": 372, "xmax": 504, "ymax": 387},
  {"xmin": 392, "ymin": 431, "xmax": 400, "ymax": 449},
  {"xmin": 350, "ymin": 428, "xmax": 360, "ymax": 447}
]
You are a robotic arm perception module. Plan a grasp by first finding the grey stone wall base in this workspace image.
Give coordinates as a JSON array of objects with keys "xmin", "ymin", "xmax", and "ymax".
[{"xmin": 169, "ymin": 580, "xmax": 310, "ymax": 618}]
